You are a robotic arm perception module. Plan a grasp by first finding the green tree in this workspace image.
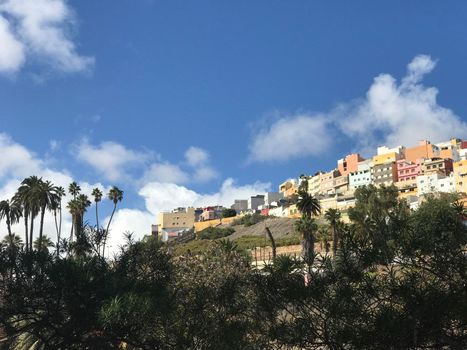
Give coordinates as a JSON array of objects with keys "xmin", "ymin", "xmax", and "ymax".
[
  {"xmin": 52, "ymin": 186, "xmax": 66, "ymax": 257},
  {"xmin": 33, "ymin": 235, "xmax": 54, "ymax": 254},
  {"xmin": 0, "ymin": 199, "xmax": 22, "ymax": 243},
  {"xmin": 221, "ymin": 208, "xmax": 237, "ymax": 218},
  {"xmin": 103, "ymin": 186, "xmax": 123, "ymax": 257},
  {"xmin": 324, "ymin": 208, "xmax": 341, "ymax": 256}
]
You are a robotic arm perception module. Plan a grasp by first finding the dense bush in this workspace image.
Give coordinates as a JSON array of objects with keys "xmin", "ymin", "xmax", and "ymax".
[
  {"xmin": 197, "ymin": 226, "xmax": 235, "ymax": 240},
  {"xmin": 232, "ymin": 213, "xmax": 269, "ymax": 226}
]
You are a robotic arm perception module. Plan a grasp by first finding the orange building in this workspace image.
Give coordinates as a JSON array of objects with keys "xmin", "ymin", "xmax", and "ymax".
[
  {"xmin": 405, "ymin": 140, "xmax": 438, "ymax": 163},
  {"xmin": 337, "ymin": 153, "xmax": 365, "ymax": 176},
  {"xmin": 453, "ymin": 160, "xmax": 467, "ymax": 194}
]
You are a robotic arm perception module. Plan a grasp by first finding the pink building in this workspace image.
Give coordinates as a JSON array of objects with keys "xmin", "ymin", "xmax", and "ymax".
[{"xmin": 397, "ymin": 159, "xmax": 423, "ymax": 182}]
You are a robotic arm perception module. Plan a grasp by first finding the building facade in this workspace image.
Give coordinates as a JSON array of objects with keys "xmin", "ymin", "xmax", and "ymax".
[
  {"xmin": 248, "ymin": 195, "xmax": 265, "ymax": 211},
  {"xmin": 337, "ymin": 153, "xmax": 365, "ymax": 176},
  {"xmin": 396, "ymin": 158, "xmax": 423, "ymax": 182},
  {"xmin": 454, "ymin": 160, "xmax": 467, "ymax": 194},
  {"xmin": 231, "ymin": 200, "xmax": 248, "ymax": 213},
  {"xmin": 421, "ymin": 158, "xmax": 453, "ymax": 176},
  {"xmin": 349, "ymin": 160, "xmax": 373, "ymax": 189},
  {"xmin": 372, "ymin": 162, "xmax": 398, "ymax": 186},
  {"xmin": 417, "ymin": 173, "xmax": 455, "ymax": 196}
]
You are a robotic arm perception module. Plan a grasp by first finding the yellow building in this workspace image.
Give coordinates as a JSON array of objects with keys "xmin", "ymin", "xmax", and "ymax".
[
  {"xmin": 158, "ymin": 207, "xmax": 195, "ymax": 237},
  {"xmin": 453, "ymin": 160, "xmax": 467, "ymax": 194},
  {"xmin": 373, "ymin": 152, "xmax": 399, "ymax": 166},
  {"xmin": 279, "ymin": 179, "xmax": 298, "ymax": 198}
]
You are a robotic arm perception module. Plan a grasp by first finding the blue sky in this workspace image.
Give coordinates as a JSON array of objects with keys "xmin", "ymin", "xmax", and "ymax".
[{"xmin": 1, "ymin": 1, "xmax": 467, "ymax": 250}]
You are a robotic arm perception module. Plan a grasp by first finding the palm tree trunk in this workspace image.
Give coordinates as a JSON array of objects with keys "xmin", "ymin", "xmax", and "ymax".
[
  {"xmin": 54, "ymin": 210, "xmax": 60, "ymax": 257},
  {"xmin": 265, "ymin": 226, "xmax": 276, "ymax": 259},
  {"xmin": 6, "ymin": 213, "xmax": 13, "ymax": 241},
  {"xmin": 58, "ymin": 203, "xmax": 62, "ymax": 256},
  {"xmin": 29, "ymin": 215, "xmax": 35, "ymax": 252},
  {"xmin": 332, "ymin": 225, "xmax": 338, "ymax": 256},
  {"xmin": 95, "ymin": 201, "xmax": 99, "ymax": 230},
  {"xmin": 103, "ymin": 203, "xmax": 116, "ymax": 257},
  {"xmin": 24, "ymin": 209, "xmax": 29, "ymax": 252},
  {"xmin": 38, "ymin": 205, "xmax": 46, "ymax": 252}
]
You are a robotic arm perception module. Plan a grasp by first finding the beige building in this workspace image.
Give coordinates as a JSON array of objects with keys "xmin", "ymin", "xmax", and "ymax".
[
  {"xmin": 319, "ymin": 170, "xmax": 340, "ymax": 195},
  {"xmin": 454, "ymin": 160, "xmax": 467, "ymax": 194},
  {"xmin": 158, "ymin": 207, "xmax": 195, "ymax": 240}
]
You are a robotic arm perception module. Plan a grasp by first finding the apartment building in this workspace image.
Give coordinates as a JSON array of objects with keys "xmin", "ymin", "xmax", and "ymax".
[
  {"xmin": 417, "ymin": 173, "xmax": 455, "ymax": 196},
  {"xmin": 349, "ymin": 159, "xmax": 373, "ymax": 189},
  {"xmin": 158, "ymin": 207, "xmax": 195, "ymax": 240},
  {"xmin": 279, "ymin": 179, "xmax": 298, "ymax": 198},
  {"xmin": 319, "ymin": 170, "xmax": 340, "ymax": 195},
  {"xmin": 372, "ymin": 162, "xmax": 398, "ymax": 186},
  {"xmin": 453, "ymin": 160, "xmax": 467, "ymax": 194},
  {"xmin": 333, "ymin": 175, "xmax": 349, "ymax": 195},
  {"xmin": 337, "ymin": 153, "xmax": 365, "ymax": 176},
  {"xmin": 436, "ymin": 138, "xmax": 462, "ymax": 161},
  {"xmin": 264, "ymin": 192, "xmax": 284, "ymax": 206},
  {"xmin": 248, "ymin": 195, "xmax": 265, "ymax": 211},
  {"xmin": 422, "ymin": 158, "xmax": 453, "ymax": 176},
  {"xmin": 231, "ymin": 199, "xmax": 248, "ymax": 213},
  {"xmin": 405, "ymin": 140, "xmax": 439, "ymax": 163},
  {"xmin": 396, "ymin": 158, "xmax": 423, "ymax": 182},
  {"xmin": 308, "ymin": 172, "xmax": 323, "ymax": 196}
]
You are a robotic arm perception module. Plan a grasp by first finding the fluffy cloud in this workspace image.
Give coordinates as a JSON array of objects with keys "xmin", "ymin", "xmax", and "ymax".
[
  {"xmin": 248, "ymin": 55, "xmax": 467, "ymax": 161},
  {"xmin": 0, "ymin": 0, "xmax": 93, "ymax": 74},
  {"xmin": 102, "ymin": 209, "xmax": 155, "ymax": 257},
  {"xmin": 338, "ymin": 54, "xmax": 467, "ymax": 152},
  {"xmin": 248, "ymin": 114, "xmax": 332, "ymax": 162},
  {"xmin": 76, "ymin": 139, "xmax": 153, "ymax": 182},
  {"xmin": 0, "ymin": 15, "xmax": 25, "ymax": 73},
  {"xmin": 184, "ymin": 146, "xmax": 218, "ymax": 182},
  {"xmin": 139, "ymin": 178, "xmax": 271, "ymax": 216},
  {"xmin": 142, "ymin": 162, "xmax": 189, "ymax": 184}
]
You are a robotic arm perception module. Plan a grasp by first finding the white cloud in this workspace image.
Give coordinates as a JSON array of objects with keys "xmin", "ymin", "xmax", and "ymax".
[
  {"xmin": 102, "ymin": 209, "xmax": 154, "ymax": 257},
  {"xmin": 76, "ymin": 139, "xmax": 153, "ymax": 182},
  {"xmin": 185, "ymin": 146, "xmax": 209, "ymax": 166},
  {"xmin": 142, "ymin": 162, "xmax": 189, "ymax": 184},
  {"xmin": 338, "ymin": 54, "xmax": 467, "ymax": 152},
  {"xmin": 0, "ymin": 15, "xmax": 25, "ymax": 73},
  {"xmin": 139, "ymin": 178, "xmax": 271, "ymax": 216},
  {"xmin": 248, "ymin": 114, "xmax": 332, "ymax": 162},
  {"xmin": 0, "ymin": 0, "xmax": 93, "ymax": 74},
  {"xmin": 248, "ymin": 55, "xmax": 467, "ymax": 161}
]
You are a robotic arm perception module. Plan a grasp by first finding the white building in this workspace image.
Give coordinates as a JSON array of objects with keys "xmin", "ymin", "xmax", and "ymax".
[
  {"xmin": 248, "ymin": 195, "xmax": 265, "ymax": 211},
  {"xmin": 349, "ymin": 160, "xmax": 373, "ymax": 189},
  {"xmin": 377, "ymin": 145, "xmax": 405, "ymax": 156},
  {"xmin": 416, "ymin": 173, "xmax": 455, "ymax": 196}
]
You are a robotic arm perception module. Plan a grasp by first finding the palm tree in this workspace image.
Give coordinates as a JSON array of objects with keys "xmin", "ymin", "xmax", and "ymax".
[
  {"xmin": 2, "ymin": 233, "xmax": 23, "ymax": 250},
  {"xmin": 296, "ymin": 180, "xmax": 321, "ymax": 219},
  {"xmin": 92, "ymin": 188, "xmax": 103, "ymax": 229},
  {"xmin": 325, "ymin": 208, "xmax": 342, "ymax": 256},
  {"xmin": 103, "ymin": 186, "xmax": 123, "ymax": 256},
  {"xmin": 0, "ymin": 199, "xmax": 22, "ymax": 242},
  {"xmin": 33, "ymin": 235, "xmax": 54, "ymax": 254},
  {"xmin": 67, "ymin": 194, "xmax": 91, "ymax": 242},
  {"xmin": 37, "ymin": 180, "xmax": 58, "ymax": 252},
  {"xmin": 68, "ymin": 182, "xmax": 81, "ymax": 242},
  {"xmin": 68, "ymin": 181, "xmax": 81, "ymax": 199},
  {"xmin": 52, "ymin": 186, "xmax": 66, "ymax": 257},
  {"xmin": 296, "ymin": 178, "xmax": 321, "ymax": 273},
  {"xmin": 14, "ymin": 176, "xmax": 42, "ymax": 252},
  {"xmin": 295, "ymin": 216, "xmax": 318, "ymax": 271}
]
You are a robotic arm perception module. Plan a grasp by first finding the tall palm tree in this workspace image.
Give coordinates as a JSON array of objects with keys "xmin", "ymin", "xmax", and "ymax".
[
  {"xmin": 295, "ymin": 216, "xmax": 318, "ymax": 271},
  {"xmin": 67, "ymin": 194, "xmax": 91, "ymax": 242},
  {"xmin": 37, "ymin": 180, "xmax": 58, "ymax": 252},
  {"xmin": 296, "ymin": 180, "xmax": 321, "ymax": 219},
  {"xmin": 325, "ymin": 208, "xmax": 342, "ymax": 256},
  {"xmin": 68, "ymin": 181, "xmax": 81, "ymax": 200},
  {"xmin": 92, "ymin": 188, "xmax": 103, "ymax": 229},
  {"xmin": 103, "ymin": 186, "xmax": 123, "ymax": 256},
  {"xmin": 52, "ymin": 186, "xmax": 66, "ymax": 257},
  {"xmin": 14, "ymin": 176, "xmax": 42, "ymax": 252},
  {"xmin": 296, "ymin": 179, "xmax": 321, "ymax": 273},
  {"xmin": 0, "ymin": 199, "xmax": 22, "ymax": 242},
  {"xmin": 67, "ymin": 182, "xmax": 81, "ymax": 242}
]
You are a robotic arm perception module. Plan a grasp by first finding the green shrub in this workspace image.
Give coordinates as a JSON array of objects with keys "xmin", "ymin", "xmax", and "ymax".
[
  {"xmin": 231, "ymin": 214, "xmax": 269, "ymax": 227},
  {"xmin": 197, "ymin": 226, "xmax": 235, "ymax": 240}
]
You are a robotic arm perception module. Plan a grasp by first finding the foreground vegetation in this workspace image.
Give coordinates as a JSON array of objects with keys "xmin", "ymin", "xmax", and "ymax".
[{"xmin": 0, "ymin": 179, "xmax": 466, "ymax": 349}]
